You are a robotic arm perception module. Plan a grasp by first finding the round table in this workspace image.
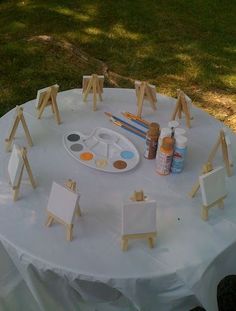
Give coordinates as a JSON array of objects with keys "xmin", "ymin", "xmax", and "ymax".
[{"xmin": 0, "ymin": 88, "xmax": 236, "ymax": 311}]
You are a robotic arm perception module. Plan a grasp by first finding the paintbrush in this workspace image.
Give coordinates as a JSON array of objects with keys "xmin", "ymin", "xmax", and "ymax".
[
  {"xmin": 109, "ymin": 117, "xmax": 146, "ymax": 140},
  {"xmin": 104, "ymin": 112, "xmax": 147, "ymax": 136},
  {"xmin": 121, "ymin": 112, "xmax": 150, "ymax": 128}
]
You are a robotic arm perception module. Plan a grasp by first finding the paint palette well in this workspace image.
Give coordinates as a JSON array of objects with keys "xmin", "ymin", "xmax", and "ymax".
[{"xmin": 63, "ymin": 127, "xmax": 140, "ymax": 172}]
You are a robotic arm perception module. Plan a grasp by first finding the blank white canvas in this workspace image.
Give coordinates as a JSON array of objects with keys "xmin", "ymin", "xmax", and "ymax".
[
  {"xmin": 122, "ymin": 199, "xmax": 157, "ymax": 235},
  {"xmin": 8, "ymin": 144, "xmax": 24, "ymax": 187},
  {"xmin": 47, "ymin": 182, "xmax": 79, "ymax": 225},
  {"xmin": 199, "ymin": 166, "xmax": 227, "ymax": 206},
  {"xmin": 35, "ymin": 87, "xmax": 49, "ymax": 108}
]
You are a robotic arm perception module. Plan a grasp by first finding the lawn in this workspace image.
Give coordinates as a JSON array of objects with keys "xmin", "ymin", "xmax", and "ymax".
[{"xmin": 0, "ymin": 0, "xmax": 236, "ymax": 129}]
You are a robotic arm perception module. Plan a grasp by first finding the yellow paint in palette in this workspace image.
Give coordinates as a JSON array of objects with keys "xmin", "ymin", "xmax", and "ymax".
[{"xmin": 95, "ymin": 159, "xmax": 108, "ymax": 168}]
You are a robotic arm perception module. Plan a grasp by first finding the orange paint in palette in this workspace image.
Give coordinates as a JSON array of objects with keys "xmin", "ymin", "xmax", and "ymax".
[
  {"xmin": 63, "ymin": 127, "xmax": 140, "ymax": 173},
  {"xmin": 80, "ymin": 152, "xmax": 94, "ymax": 161}
]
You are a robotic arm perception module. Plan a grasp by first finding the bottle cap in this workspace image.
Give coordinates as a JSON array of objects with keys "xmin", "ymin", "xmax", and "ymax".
[
  {"xmin": 175, "ymin": 135, "xmax": 187, "ymax": 148},
  {"xmin": 175, "ymin": 128, "xmax": 186, "ymax": 136},
  {"xmin": 168, "ymin": 120, "xmax": 179, "ymax": 128},
  {"xmin": 160, "ymin": 128, "xmax": 172, "ymax": 138},
  {"xmin": 162, "ymin": 137, "xmax": 174, "ymax": 150}
]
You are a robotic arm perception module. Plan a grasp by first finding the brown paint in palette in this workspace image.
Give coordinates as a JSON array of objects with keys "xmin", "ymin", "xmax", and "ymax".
[{"xmin": 113, "ymin": 160, "xmax": 127, "ymax": 170}]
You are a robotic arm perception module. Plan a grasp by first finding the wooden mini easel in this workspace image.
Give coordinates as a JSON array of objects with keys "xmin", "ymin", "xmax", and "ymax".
[
  {"xmin": 10, "ymin": 147, "xmax": 36, "ymax": 201},
  {"xmin": 121, "ymin": 190, "xmax": 156, "ymax": 251},
  {"xmin": 5, "ymin": 106, "xmax": 33, "ymax": 152},
  {"xmin": 45, "ymin": 179, "xmax": 81, "ymax": 241},
  {"xmin": 190, "ymin": 129, "xmax": 232, "ymax": 199},
  {"xmin": 171, "ymin": 89, "xmax": 192, "ymax": 128},
  {"xmin": 190, "ymin": 162, "xmax": 227, "ymax": 220},
  {"xmin": 135, "ymin": 81, "xmax": 157, "ymax": 118},
  {"xmin": 37, "ymin": 85, "xmax": 61, "ymax": 125},
  {"xmin": 82, "ymin": 74, "xmax": 104, "ymax": 111}
]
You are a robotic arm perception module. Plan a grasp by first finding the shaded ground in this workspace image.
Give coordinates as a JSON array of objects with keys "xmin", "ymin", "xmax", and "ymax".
[{"xmin": 0, "ymin": 0, "xmax": 235, "ymax": 129}]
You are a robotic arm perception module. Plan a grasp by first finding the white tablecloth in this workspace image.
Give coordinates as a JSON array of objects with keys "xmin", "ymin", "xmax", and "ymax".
[{"xmin": 0, "ymin": 88, "xmax": 236, "ymax": 311}]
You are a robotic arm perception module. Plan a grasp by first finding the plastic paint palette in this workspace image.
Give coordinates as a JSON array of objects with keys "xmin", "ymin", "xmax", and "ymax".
[{"xmin": 63, "ymin": 127, "xmax": 140, "ymax": 172}]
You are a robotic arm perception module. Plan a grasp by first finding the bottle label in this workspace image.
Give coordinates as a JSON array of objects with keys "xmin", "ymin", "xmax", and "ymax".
[
  {"xmin": 171, "ymin": 146, "xmax": 187, "ymax": 173},
  {"xmin": 156, "ymin": 151, "xmax": 173, "ymax": 175}
]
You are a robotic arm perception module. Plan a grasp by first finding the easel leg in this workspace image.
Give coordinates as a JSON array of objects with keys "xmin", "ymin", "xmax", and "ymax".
[
  {"xmin": 147, "ymin": 237, "xmax": 154, "ymax": 248},
  {"xmin": 83, "ymin": 78, "xmax": 93, "ymax": 102},
  {"xmin": 20, "ymin": 115, "xmax": 33, "ymax": 147},
  {"xmin": 121, "ymin": 238, "xmax": 128, "ymax": 251},
  {"xmin": 76, "ymin": 204, "xmax": 82, "ymax": 217},
  {"xmin": 66, "ymin": 224, "xmax": 73, "ymax": 241},
  {"xmin": 23, "ymin": 152, "xmax": 36, "ymax": 189},
  {"xmin": 12, "ymin": 164, "xmax": 24, "ymax": 201},
  {"xmin": 51, "ymin": 96, "xmax": 61, "ymax": 125},
  {"xmin": 137, "ymin": 83, "xmax": 145, "ymax": 117},
  {"xmin": 92, "ymin": 77, "xmax": 97, "ymax": 111},
  {"xmin": 45, "ymin": 216, "xmax": 54, "ymax": 227},
  {"xmin": 218, "ymin": 199, "xmax": 224, "ymax": 209},
  {"xmin": 201, "ymin": 206, "xmax": 208, "ymax": 221}
]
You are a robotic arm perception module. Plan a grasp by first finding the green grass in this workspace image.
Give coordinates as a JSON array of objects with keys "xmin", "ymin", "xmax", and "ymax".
[{"xmin": 0, "ymin": 0, "xmax": 236, "ymax": 126}]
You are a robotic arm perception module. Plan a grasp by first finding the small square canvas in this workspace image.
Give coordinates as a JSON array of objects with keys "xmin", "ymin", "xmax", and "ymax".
[
  {"xmin": 47, "ymin": 182, "xmax": 79, "ymax": 225},
  {"xmin": 8, "ymin": 144, "xmax": 24, "ymax": 187},
  {"xmin": 122, "ymin": 199, "xmax": 157, "ymax": 235},
  {"xmin": 35, "ymin": 87, "xmax": 49, "ymax": 108},
  {"xmin": 199, "ymin": 166, "xmax": 227, "ymax": 206}
]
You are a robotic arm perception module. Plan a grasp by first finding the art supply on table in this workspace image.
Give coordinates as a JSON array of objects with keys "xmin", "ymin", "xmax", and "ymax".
[
  {"xmin": 171, "ymin": 89, "xmax": 192, "ymax": 128},
  {"xmin": 121, "ymin": 191, "xmax": 157, "ymax": 251},
  {"xmin": 5, "ymin": 106, "xmax": 33, "ymax": 152},
  {"xmin": 121, "ymin": 112, "xmax": 150, "ymax": 129},
  {"xmin": 144, "ymin": 123, "xmax": 160, "ymax": 159},
  {"xmin": 105, "ymin": 112, "xmax": 146, "ymax": 139},
  {"xmin": 36, "ymin": 84, "xmax": 61, "ymax": 125},
  {"xmin": 168, "ymin": 120, "xmax": 179, "ymax": 129},
  {"xmin": 156, "ymin": 137, "xmax": 174, "ymax": 175},
  {"xmin": 82, "ymin": 74, "xmax": 104, "ymax": 111},
  {"xmin": 171, "ymin": 135, "xmax": 188, "ymax": 173},
  {"xmin": 135, "ymin": 81, "xmax": 157, "ymax": 118},
  {"xmin": 8, "ymin": 144, "xmax": 36, "ymax": 201},
  {"xmin": 175, "ymin": 128, "xmax": 186, "ymax": 137},
  {"xmin": 63, "ymin": 127, "xmax": 140, "ymax": 173},
  {"xmin": 158, "ymin": 128, "xmax": 172, "ymax": 151}
]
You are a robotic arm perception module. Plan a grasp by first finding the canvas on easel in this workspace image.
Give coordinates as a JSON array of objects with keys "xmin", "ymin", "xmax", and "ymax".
[
  {"xmin": 171, "ymin": 89, "xmax": 192, "ymax": 128},
  {"xmin": 189, "ymin": 129, "xmax": 232, "ymax": 200},
  {"xmin": 82, "ymin": 74, "xmax": 104, "ymax": 111},
  {"xmin": 121, "ymin": 191, "xmax": 157, "ymax": 251},
  {"xmin": 5, "ymin": 106, "xmax": 33, "ymax": 152},
  {"xmin": 36, "ymin": 84, "xmax": 61, "ymax": 124},
  {"xmin": 45, "ymin": 180, "xmax": 81, "ymax": 241},
  {"xmin": 8, "ymin": 144, "xmax": 36, "ymax": 201},
  {"xmin": 199, "ymin": 166, "xmax": 227, "ymax": 220},
  {"xmin": 135, "ymin": 80, "xmax": 157, "ymax": 118}
]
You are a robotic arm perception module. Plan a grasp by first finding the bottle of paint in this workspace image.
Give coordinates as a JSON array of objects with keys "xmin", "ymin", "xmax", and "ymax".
[
  {"xmin": 156, "ymin": 137, "xmax": 174, "ymax": 175},
  {"xmin": 171, "ymin": 135, "xmax": 187, "ymax": 173},
  {"xmin": 144, "ymin": 123, "xmax": 160, "ymax": 159},
  {"xmin": 168, "ymin": 120, "xmax": 179, "ymax": 129},
  {"xmin": 174, "ymin": 128, "xmax": 186, "ymax": 137},
  {"xmin": 158, "ymin": 128, "xmax": 172, "ymax": 151}
]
